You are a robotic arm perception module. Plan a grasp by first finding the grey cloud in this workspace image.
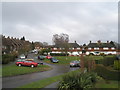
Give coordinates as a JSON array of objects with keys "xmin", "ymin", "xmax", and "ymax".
[{"xmin": 2, "ymin": 2, "xmax": 118, "ymax": 44}]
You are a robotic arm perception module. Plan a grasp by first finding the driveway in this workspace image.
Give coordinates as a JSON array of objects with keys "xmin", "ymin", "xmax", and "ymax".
[{"xmin": 2, "ymin": 53, "xmax": 79, "ymax": 88}]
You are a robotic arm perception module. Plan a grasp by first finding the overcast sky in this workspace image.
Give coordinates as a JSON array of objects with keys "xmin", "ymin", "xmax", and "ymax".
[{"xmin": 2, "ymin": 2, "xmax": 118, "ymax": 45}]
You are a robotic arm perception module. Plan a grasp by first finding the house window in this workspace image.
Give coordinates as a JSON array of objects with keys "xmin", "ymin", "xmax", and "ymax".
[
  {"xmin": 111, "ymin": 47, "xmax": 115, "ymax": 50},
  {"xmin": 88, "ymin": 48, "xmax": 92, "ymax": 50},
  {"xmin": 53, "ymin": 48, "xmax": 57, "ymax": 50},
  {"xmin": 103, "ymin": 47, "xmax": 108, "ymax": 50},
  {"xmin": 77, "ymin": 48, "xmax": 80, "ymax": 50},
  {"xmin": 94, "ymin": 48, "xmax": 99, "ymax": 50},
  {"xmin": 59, "ymin": 48, "xmax": 62, "ymax": 50},
  {"xmin": 69, "ymin": 48, "xmax": 72, "ymax": 50}
]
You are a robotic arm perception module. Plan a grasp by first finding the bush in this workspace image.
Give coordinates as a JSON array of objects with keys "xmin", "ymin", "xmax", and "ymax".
[
  {"xmin": 114, "ymin": 60, "xmax": 120, "ymax": 70},
  {"xmin": 94, "ymin": 64, "xmax": 120, "ymax": 81},
  {"xmin": 2, "ymin": 54, "xmax": 16, "ymax": 64},
  {"xmin": 58, "ymin": 71, "xmax": 98, "ymax": 90},
  {"xmin": 50, "ymin": 53, "xmax": 69, "ymax": 56}
]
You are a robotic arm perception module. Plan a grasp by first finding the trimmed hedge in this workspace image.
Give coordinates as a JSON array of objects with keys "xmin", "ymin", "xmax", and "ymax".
[
  {"xmin": 50, "ymin": 53, "xmax": 69, "ymax": 56},
  {"xmin": 94, "ymin": 64, "xmax": 120, "ymax": 81}
]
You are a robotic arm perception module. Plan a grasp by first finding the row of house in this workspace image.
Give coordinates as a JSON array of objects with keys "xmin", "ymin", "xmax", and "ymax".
[
  {"xmin": 2, "ymin": 35, "xmax": 119, "ymax": 55},
  {"xmin": 50, "ymin": 40, "xmax": 119, "ymax": 55},
  {"xmin": 2, "ymin": 35, "xmax": 32, "ymax": 54}
]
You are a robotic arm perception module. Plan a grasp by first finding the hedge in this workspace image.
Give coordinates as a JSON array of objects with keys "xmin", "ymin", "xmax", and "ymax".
[
  {"xmin": 2, "ymin": 54, "xmax": 16, "ymax": 64},
  {"xmin": 50, "ymin": 53, "xmax": 69, "ymax": 56},
  {"xmin": 94, "ymin": 64, "xmax": 120, "ymax": 81}
]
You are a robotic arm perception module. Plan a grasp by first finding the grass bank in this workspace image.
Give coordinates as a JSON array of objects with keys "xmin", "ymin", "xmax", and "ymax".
[{"xmin": 3, "ymin": 64, "xmax": 52, "ymax": 77}]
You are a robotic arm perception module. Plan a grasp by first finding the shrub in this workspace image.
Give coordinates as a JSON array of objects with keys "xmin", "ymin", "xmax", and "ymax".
[
  {"xmin": 94, "ymin": 64, "xmax": 120, "ymax": 81},
  {"xmin": 114, "ymin": 60, "xmax": 120, "ymax": 70},
  {"xmin": 2, "ymin": 54, "xmax": 16, "ymax": 64},
  {"xmin": 58, "ymin": 71, "xmax": 98, "ymax": 90}
]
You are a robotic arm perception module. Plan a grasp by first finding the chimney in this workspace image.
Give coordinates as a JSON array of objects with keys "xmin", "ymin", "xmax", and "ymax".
[
  {"xmin": 107, "ymin": 41, "xmax": 109, "ymax": 43},
  {"xmin": 75, "ymin": 40, "xmax": 76, "ymax": 43},
  {"xmin": 90, "ymin": 40, "xmax": 92, "ymax": 43},
  {"xmin": 97, "ymin": 40, "xmax": 101, "ymax": 44}
]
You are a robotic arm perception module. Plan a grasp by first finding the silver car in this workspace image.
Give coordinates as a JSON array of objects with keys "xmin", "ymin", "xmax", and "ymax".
[{"xmin": 70, "ymin": 60, "xmax": 80, "ymax": 67}]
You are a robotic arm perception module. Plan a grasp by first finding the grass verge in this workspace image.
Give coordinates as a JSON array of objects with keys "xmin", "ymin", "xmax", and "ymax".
[{"xmin": 3, "ymin": 64, "xmax": 52, "ymax": 77}]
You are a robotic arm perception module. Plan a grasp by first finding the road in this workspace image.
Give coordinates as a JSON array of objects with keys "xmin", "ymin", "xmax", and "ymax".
[{"xmin": 2, "ymin": 53, "xmax": 79, "ymax": 88}]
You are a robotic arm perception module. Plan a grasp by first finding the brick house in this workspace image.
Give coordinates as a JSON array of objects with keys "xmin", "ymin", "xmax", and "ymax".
[{"xmin": 2, "ymin": 35, "xmax": 32, "ymax": 54}]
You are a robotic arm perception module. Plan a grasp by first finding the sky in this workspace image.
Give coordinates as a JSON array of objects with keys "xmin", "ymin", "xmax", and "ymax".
[{"xmin": 1, "ymin": 1, "xmax": 118, "ymax": 45}]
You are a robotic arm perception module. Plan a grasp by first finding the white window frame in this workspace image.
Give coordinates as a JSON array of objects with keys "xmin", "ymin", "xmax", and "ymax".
[
  {"xmin": 111, "ymin": 47, "xmax": 115, "ymax": 50},
  {"xmin": 94, "ymin": 48, "xmax": 99, "ymax": 50},
  {"xmin": 88, "ymin": 48, "xmax": 92, "ymax": 50},
  {"xmin": 77, "ymin": 48, "xmax": 80, "ymax": 50},
  {"xmin": 53, "ymin": 48, "xmax": 57, "ymax": 50},
  {"xmin": 103, "ymin": 47, "xmax": 109, "ymax": 50}
]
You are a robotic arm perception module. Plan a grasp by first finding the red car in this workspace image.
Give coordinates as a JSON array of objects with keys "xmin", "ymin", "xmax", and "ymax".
[
  {"xmin": 16, "ymin": 60, "xmax": 38, "ymax": 67},
  {"xmin": 46, "ymin": 56, "xmax": 52, "ymax": 59}
]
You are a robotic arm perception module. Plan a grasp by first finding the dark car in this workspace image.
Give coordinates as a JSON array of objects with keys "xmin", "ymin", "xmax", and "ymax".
[
  {"xmin": 38, "ymin": 55, "xmax": 46, "ymax": 60},
  {"xmin": 50, "ymin": 58, "xmax": 59, "ymax": 63},
  {"xmin": 16, "ymin": 60, "xmax": 38, "ymax": 67},
  {"xmin": 70, "ymin": 60, "xmax": 80, "ymax": 67}
]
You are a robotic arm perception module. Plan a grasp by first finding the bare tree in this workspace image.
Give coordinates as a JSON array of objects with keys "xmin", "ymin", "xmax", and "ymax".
[
  {"xmin": 43, "ymin": 42, "xmax": 48, "ymax": 47},
  {"xmin": 52, "ymin": 33, "xmax": 69, "ymax": 45},
  {"xmin": 52, "ymin": 33, "xmax": 69, "ymax": 59}
]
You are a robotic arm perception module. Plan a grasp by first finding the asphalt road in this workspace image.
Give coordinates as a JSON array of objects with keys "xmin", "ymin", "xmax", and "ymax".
[{"xmin": 2, "ymin": 53, "xmax": 79, "ymax": 88}]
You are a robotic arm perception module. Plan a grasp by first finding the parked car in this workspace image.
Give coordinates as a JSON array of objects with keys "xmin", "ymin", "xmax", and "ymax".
[
  {"xmin": 70, "ymin": 60, "xmax": 80, "ymax": 67},
  {"xmin": 38, "ymin": 55, "xmax": 46, "ymax": 60},
  {"xmin": 16, "ymin": 60, "xmax": 38, "ymax": 67},
  {"xmin": 25, "ymin": 59, "xmax": 43, "ymax": 65},
  {"xmin": 16, "ymin": 59, "xmax": 25, "ymax": 62},
  {"xmin": 19, "ymin": 54, "xmax": 26, "ymax": 59},
  {"xmin": 46, "ymin": 56, "xmax": 52, "ymax": 59},
  {"xmin": 50, "ymin": 58, "xmax": 59, "ymax": 63}
]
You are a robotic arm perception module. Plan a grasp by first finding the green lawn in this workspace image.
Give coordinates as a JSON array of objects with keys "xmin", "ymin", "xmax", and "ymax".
[
  {"xmin": 3, "ymin": 64, "xmax": 52, "ymax": 77},
  {"xmin": 95, "ymin": 79, "xmax": 119, "ymax": 88},
  {"xmin": 43, "ymin": 56, "xmax": 104, "ymax": 64},
  {"xmin": 44, "ymin": 56, "xmax": 80, "ymax": 64}
]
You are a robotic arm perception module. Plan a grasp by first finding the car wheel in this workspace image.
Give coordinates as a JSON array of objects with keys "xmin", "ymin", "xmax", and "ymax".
[
  {"xmin": 31, "ymin": 65, "xmax": 34, "ymax": 68},
  {"xmin": 18, "ymin": 64, "xmax": 21, "ymax": 67}
]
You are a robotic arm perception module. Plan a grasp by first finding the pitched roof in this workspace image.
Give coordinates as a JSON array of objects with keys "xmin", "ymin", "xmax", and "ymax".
[
  {"xmin": 53, "ymin": 42, "xmax": 81, "ymax": 48},
  {"xmin": 87, "ymin": 43, "xmax": 116, "ymax": 48}
]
